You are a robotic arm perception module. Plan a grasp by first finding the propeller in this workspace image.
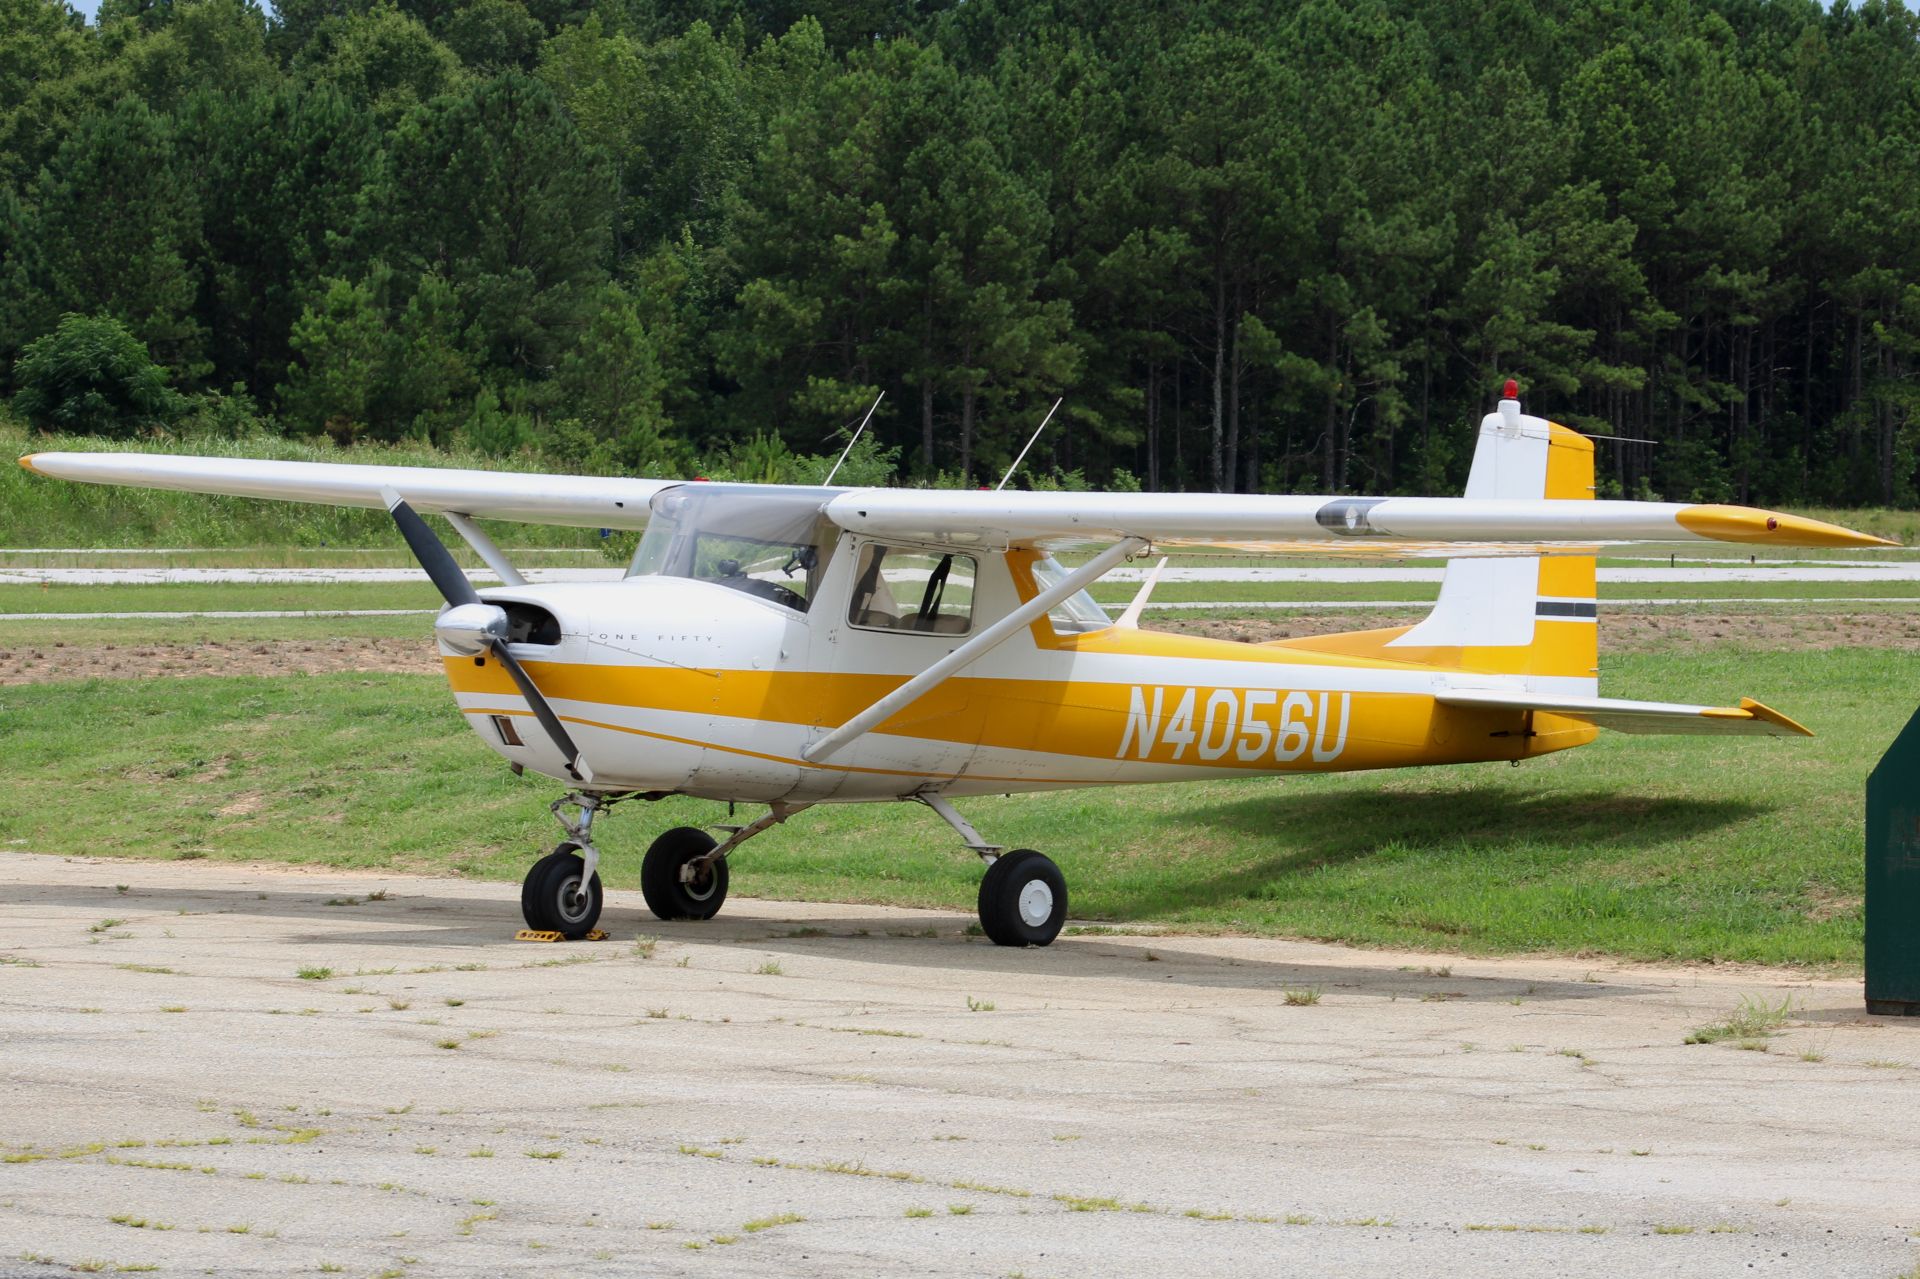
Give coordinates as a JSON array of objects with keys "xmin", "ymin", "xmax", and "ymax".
[{"xmin": 381, "ymin": 488, "xmax": 592, "ymax": 784}]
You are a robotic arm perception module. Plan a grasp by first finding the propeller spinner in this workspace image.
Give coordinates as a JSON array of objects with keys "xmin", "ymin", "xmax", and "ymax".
[{"xmin": 381, "ymin": 488, "xmax": 592, "ymax": 784}]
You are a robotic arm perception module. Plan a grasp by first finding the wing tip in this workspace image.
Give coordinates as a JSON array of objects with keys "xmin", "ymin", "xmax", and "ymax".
[
  {"xmin": 1733, "ymin": 697, "xmax": 1814, "ymax": 737},
  {"xmin": 1677, "ymin": 503, "xmax": 1898, "ymax": 549}
]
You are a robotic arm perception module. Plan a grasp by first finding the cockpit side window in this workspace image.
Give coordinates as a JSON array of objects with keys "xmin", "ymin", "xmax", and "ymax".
[{"xmin": 847, "ymin": 544, "xmax": 976, "ymax": 635}]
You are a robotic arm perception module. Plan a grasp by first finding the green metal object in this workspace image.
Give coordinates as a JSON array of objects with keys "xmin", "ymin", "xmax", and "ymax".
[{"xmin": 1866, "ymin": 706, "xmax": 1920, "ymax": 1015}]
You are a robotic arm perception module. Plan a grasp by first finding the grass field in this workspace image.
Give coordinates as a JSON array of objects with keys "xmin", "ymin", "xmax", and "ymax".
[{"xmin": 1, "ymin": 644, "xmax": 1902, "ymax": 969}]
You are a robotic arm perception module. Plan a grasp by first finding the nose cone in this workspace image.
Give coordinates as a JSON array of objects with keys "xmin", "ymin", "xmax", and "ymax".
[{"xmin": 436, "ymin": 602, "xmax": 509, "ymax": 655}]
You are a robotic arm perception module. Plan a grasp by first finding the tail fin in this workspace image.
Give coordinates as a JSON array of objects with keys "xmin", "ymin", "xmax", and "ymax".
[{"xmin": 1383, "ymin": 394, "xmax": 1598, "ymax": 693}]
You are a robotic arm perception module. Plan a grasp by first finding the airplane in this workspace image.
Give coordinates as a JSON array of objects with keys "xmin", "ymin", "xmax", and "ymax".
[{"xmin": 17, "ymin": 384, "xmax": 1895, "ymax": 947}]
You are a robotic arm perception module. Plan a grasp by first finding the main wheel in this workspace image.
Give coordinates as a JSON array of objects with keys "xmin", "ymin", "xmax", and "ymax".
[
  {"xmin": 520, "ymin": 844, "xmax": 603, "ymax": 939},
  {"xmin": 977, "ymin": 849, "xmax": 1067, "ymax": 948},
  {"xmin": 641, "ymin": 826, "xmax": 729, "ymax": 921}
]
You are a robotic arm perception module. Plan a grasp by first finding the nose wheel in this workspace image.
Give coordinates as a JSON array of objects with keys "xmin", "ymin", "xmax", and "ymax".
[
  {"xmin": 977, "ymin": 849, "xmax": 1068, "ymax": 947},
  {"xmin": 522, "ymin": 790, "xmax": 616, "ymax": 939},
  {"xmin": 521, "ymin": 843, "xmax": 604, "ymax": 939}
]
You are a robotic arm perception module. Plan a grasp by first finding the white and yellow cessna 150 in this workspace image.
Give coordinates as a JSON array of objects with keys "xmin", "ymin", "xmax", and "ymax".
[{"xmin": 19, "ymin": 387, "xmax": 1894, "ymax": 947}]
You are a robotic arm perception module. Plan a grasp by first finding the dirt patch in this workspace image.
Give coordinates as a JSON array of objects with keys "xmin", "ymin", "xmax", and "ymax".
[
  {"xmin": 214, "ymin": 791, "xmax": 265, "ymax": 818},
  {"xmin": 3, "ymin": 610, "xmax": 1918, "ymax": 686},
  {"xmin": 0, "ymin": 636, "xmax": 436, "ymax": 684}
]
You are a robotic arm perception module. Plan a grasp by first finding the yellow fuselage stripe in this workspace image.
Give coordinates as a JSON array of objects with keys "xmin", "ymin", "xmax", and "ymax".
[{"xmin": 446, "ymin": 656, "xmax": 1594, "ymax": 776}]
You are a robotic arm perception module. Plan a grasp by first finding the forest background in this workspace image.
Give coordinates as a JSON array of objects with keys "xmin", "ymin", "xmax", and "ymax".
[{"xmin": 2, "ymin": 0, "xmax": 1917, "ymax": 505}]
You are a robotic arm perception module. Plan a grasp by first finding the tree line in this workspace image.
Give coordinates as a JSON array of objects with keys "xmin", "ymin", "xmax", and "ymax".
[{"xmin": 2, "ymin": 0, "xmax": 1917, "ymax": 504}]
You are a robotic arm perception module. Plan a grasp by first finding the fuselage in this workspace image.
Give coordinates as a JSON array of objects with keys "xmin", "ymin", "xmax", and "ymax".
[{"xmin": 440, "ymin": 542, "xmax": 1593, "ymax": 803}]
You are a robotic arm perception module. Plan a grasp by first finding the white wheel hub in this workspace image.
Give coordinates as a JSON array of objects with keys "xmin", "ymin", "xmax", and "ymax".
[{"xmin": 1016, "ymin": 879, "xmax": 1054, "ymax": 928}]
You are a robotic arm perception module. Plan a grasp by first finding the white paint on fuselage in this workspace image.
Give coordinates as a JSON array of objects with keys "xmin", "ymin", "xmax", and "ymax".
[{"xmin": 447, "ymin": 554, "xmax": 1581, "ymax": 804}]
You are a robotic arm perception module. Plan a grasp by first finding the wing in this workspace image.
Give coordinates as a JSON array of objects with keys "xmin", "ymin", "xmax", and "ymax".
[
  {"xmin": 19, "ymin": 451, "xmax": 671, "ymax": 529},
  {"xmin": 822, "ymin": 488, "xmax": 1892, "ymax": 554},
  {"xmin": 1435, "ymin": 689, "xmax": 1812, "ymax": 738},
  {"xmin": 826, "ymin": 403, "xmax": 1892, "ymax": 553},
  {"xmin": 19, "ymin": 429, "xmax": 1892, "ymax": 553}
]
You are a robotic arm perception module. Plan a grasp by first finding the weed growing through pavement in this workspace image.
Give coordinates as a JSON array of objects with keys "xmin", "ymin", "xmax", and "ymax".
[{"xmin": 1685, "ymin": 995, "xmax": 1791, "ymax": 1045}]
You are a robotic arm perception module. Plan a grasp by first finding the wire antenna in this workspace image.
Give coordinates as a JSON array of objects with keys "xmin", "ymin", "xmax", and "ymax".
[
  {"xmin": 1582, "ymin": 432, "xmax": 1660, "ymax": 445},
  {"xmin": 995, "ymin": 398, "xmax": 1063, "ymax": 492},
  {"xmin": 823, "ymin": 390, "xmax": 885, "ymax": 486}
]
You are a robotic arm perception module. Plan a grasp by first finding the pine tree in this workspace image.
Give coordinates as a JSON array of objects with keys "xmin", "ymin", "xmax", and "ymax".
[{"xmin": 24, "ymin": 95, "xmax": 205, "ymax": 382}]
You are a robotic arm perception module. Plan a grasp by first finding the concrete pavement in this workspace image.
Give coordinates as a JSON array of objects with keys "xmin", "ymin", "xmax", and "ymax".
[{"xmin": 1, "ymin": 852, "xmax": 1916, "ymax": 1278}]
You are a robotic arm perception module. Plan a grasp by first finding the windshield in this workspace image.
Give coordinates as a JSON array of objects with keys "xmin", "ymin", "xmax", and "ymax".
[
  {"xmin": 629, "ymin": 484, "xmax": 838, "ymax": 614},
  {"xmin": 1033, "ymin": 554, "xmax": 1113, "ymax": 634}
]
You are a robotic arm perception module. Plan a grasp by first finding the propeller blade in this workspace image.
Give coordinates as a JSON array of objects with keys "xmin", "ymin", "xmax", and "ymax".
[
  {"xmin": 491, "ymin": 641, "xmax": 592, "ymax": 784},
  {"xmin": 381, "ymin": 487, "xmax": 480, "ymax": 609},
  {"xmin": 382, "ymin": 487, "xmax": 590, "ymax": 783}
]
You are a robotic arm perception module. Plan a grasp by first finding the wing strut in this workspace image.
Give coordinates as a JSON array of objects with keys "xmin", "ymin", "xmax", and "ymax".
[
  {"xmin": 1114, "ymin": 556, "xmax": 1169, "ymax": 628},
  {"xmin": 443, "ymin": 511, "xmax": 526, "ymax": 587},
  {"xmin": 802, "ymin": 536, "xmax": 1149, "ymax": 764}
]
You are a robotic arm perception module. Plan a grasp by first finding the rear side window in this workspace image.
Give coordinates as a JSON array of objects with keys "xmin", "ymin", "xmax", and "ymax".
[{"xmin": 847, "ymin": 545, "xmax": 976, "ymax": 635}]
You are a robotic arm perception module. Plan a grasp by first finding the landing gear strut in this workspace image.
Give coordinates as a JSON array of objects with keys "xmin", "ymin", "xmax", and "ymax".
[{"xmin": 917, "ymin": 793, "xmax": 1067, "ymax": 947}]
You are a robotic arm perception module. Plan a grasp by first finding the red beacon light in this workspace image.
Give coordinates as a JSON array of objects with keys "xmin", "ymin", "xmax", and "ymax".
[{"xmin": 1501, "ymin": 378, "xmax": 1520, "ymax": 401}]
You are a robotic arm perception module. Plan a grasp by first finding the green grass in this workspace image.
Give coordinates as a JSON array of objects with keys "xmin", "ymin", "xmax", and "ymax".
[
  {"xmin": 0, "ymin": 643, "xmax": 1896, "ymax": 966},
  {"xmin": 1685, "ymin": 995, "xmax": 1794, "ymax": 1044},
  {"xmin": 0, "ymin": 581, "xmax": 446, "ymax": 616},
  {"xmin": 0, "ymin": 614, "xmax": 432, "ymax": 648}
]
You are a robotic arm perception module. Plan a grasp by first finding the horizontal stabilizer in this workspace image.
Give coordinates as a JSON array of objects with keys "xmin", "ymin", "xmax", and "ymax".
[{"xmin": 1435, "ymin": 689, "xmax": 1812, "ymax": 738}]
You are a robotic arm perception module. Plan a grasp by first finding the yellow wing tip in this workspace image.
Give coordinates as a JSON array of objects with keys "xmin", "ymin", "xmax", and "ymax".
[
  {"xmin": 1718, "ymin": 697, "xmax": 1813, "ymax": 737},
  {"xmin": 1678, "ymin": 504, "xmax": 1898, "ymax": 549}
]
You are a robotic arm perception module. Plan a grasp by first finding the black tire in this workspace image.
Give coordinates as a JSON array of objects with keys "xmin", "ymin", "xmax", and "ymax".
[
  {"xmin": 641, "ymin": 827, "xmax": 729, "ymax": 921},
  {"xmin": 977, "ymin": 849, "xmax": 1067, "ymax": 948},
  {"xmin": 520, "ymin": 844, "xmax": 603, "ymax": 939}
]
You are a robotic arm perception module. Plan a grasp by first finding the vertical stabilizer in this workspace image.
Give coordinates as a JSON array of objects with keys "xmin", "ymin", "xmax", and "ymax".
[{"xmin": 1383, "ymin": 391, "xmax": 1598, "ymax": 694}]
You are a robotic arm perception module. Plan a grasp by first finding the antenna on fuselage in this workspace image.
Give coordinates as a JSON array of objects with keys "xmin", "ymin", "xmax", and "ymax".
[
  {"xmin": 995, "ymin": 397, "xmax": 1063, "ymax": 492},
  {"xmin": 822, "ymin": 390, "xmax": 885, "ymax": 486}
]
